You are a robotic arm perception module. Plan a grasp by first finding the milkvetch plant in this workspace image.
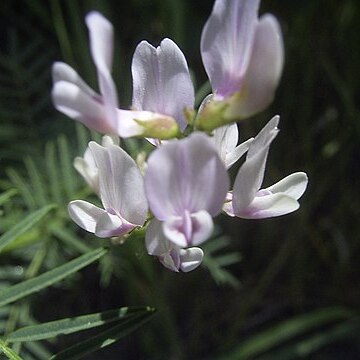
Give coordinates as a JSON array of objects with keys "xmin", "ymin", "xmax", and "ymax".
[
  {"xmin": 3, "ymin": 1, "xmax": 359, "ymax": 359},
  {"xmin": 53, "ymin": 0, "xmax": 308, "ymax": 273}
]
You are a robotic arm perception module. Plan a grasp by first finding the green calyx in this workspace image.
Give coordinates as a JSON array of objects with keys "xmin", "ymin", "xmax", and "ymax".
[
  {"xmin": 194, "ymin": 93, "xmax": 247, "ymax": 133},
  {"xmin": 134, "ymin": 116, "xmax": 180, "ymax": 140}
]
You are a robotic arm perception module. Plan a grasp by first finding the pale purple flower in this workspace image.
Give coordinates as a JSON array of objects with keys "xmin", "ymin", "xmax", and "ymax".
[
  {"xmin": 201, "ymin": 0, "xmax": 284, "ymax": 119},
  {"xmin": 145, "ymin": 132, "xmax": 230, "ymax": 248},
  {"xmin": 50, "ymin": 14, "xmax": 169, "ymax": 139},
  {"xmin": 74, "ymin": 135, "xmax": 119, "ymax": 195},
  {"xmin": 223, "ymin": 116, "xmax": 308, "ymax": 219},
  {"xmin": 132, "ymin": 38, "xmax": 195, "ymax": 133},
  {"xmin": 213, "ymin": 124, "xmax": 253, "ymax": 169},
  {"xmin": 68, "ymin": 141, "xmax": 148, "ymax": 237},
  {"xmin": 146, "ymin": 219, "xmax": 203, "ymax": 272},
  {"xmin": 52, "ymin": 12, "xmax": 119, "ymax": 135}
]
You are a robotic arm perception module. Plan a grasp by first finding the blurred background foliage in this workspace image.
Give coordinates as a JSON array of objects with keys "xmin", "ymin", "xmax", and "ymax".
[{"xmin": 0, "ymin": 0, "xmax": 359, "ymax": 359}]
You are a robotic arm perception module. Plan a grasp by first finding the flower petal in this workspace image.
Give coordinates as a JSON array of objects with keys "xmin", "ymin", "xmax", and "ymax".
[
  {"xmin": 52, "ymin": 62, "xmax": 98, "ymax": 98},
  {"xmin": 232, "ymin": 117, "xmax": 279, "ymax": 213},
  {"xmin": 52, "ymin": 81, "xmax": 115, "ymax": 134},
  {"xmin": 162, "ymin": 216, "xmax": 188, "ymax": 248},
  {"xmin": 265, "ymin": 172, "xmax": 308, "ymax": 200},
  {"xmin": 213, "ymin": 123, "xmax": 239, "ymax": 161},
  {"xmin": 190, "ymin": 210, "xmax": 214, "ymax": 246},
  {"xmin": 115, "ymin": 108, "xmax": 179, "ymax": 139},
  {"xmin": 160, "ymin": 251, "xmax": 180, "ymax": 273},
  {"xmin": 238, "ymin": 193, "xmax": 300, "ymax": 219},
  {"xmin": 226, "ymin": 14, "xmax": 284, "ymax": 118},
  {"xmin": 145, "ymin": 219, "xmax": 180, "ymax": 272},
  {"xmin": 95, "ymin": 211, "xmax": 134, "ymax": 238},
  {"xmin": 85, "ymin": 12, "xmax": 113, "ymax": 72},
  {"xmin": 163, "ymin": 210, "xmax": 214, "ymax": 247},
  {"xmin": 145, "ymin": 132, "xmax": 229, "ymax": 220},
  {"xmin": 145, "ymin": 219, "xmax": 203, "ymax": 272},
  {"xmin": 201, "ymin": 0, "xmax": 260, "ymax": 99},
  {"xmin": 223, "ymin": 191, "xmax": 235, "ymax": 217},
  {"xmin": 232, "ymin": 148, "xmax": 266, "ymax": 211},
  {"xmin": 232, "ymin": 150, "xmax": 267, "ymax": 212},
  {"xmin": 145, "ymin": 219, "xmax": 169, "ymax": 256},
  {"xmin": 115, "ymin": 109, "xmax": 148, "ymax": 138},
  {"xmin": 73, "ymin": 154, "xmax": 99, "ymax": 194},
  {"xmin": 68, "ymin": 200, "xmax": 105, "ymax": 233},
  {"xmin": 86, "ymin": 12, "xmax": 118, "ymax": 128},
  {"xmin": 89, "ymin": 142, "xmax": 148, "ymax": 226},
  {"xmin": 73, "ymin": 136, "xmax": 119, "ymax": 194},
  {"xmin": 247, "ymin": 115, "xmax": 279, "ymax": 158},
  {"xmin": 225, "ymin": 137, "xmax": 254, "ymax": 169},
  {"xmin": 180, "ymin": 247, "xmax": 204, "ymax": 272},
  {"xmin": 132, "ymin": 38, "xmax": 194, "ymax": 131}
]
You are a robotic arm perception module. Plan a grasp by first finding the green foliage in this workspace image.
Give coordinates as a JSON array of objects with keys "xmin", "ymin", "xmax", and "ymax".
[
  {"xmin": 0, "ymin": 205, "xmax": 55, "ymax": 253},
  {"xmin": 7, "ymin": 306, "xmax": 154, "ymax": 342},
  {"xmin": 2, "ymin": 305, "xmax": 156, "ymax": 360},
  {"xmin": 6, "ymin": 133, "xmax": 83, "ymax": 211},
  {"xmin": 0, "ymin": 4, "xmax": 58, "ymax": 169},
  {"xmin": 202, "ymin": 234, "xmax": 242, "ymax": 288},
  {"xmin": 0, "ymin": 190, "xmax": 17, "ymax": 207},
  {"xmin": 50, "ymin": 310, "xmax": 156, "ymax": 360},
  {"xmin": 0, "ymin": 247, "xmax": 107, "ymax": 308},
  {"xmin": 261, "ymin": 319, "xmax": 360, "ymax": 360},
  {"xmin": 221, "ymin": 307, "xmax": 355, "ymax": 359}
]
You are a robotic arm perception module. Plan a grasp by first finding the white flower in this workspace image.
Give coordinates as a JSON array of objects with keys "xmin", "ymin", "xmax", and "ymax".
[
  {"xmin": 224, "ymin": 116, "xmax": 308, "ymax": 219},
  {"xmin": 74, "ymin": 135, "xmax": 119, "ymax": 194},
  {"xmin": 68, "ymin": 141, "xmax": 148, "ymax": 237}
]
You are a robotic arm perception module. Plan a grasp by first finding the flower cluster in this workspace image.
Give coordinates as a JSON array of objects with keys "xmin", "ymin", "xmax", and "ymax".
[{"xmin": 52, "ymin": 0, "xmax": 308, "ymax": 273}]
